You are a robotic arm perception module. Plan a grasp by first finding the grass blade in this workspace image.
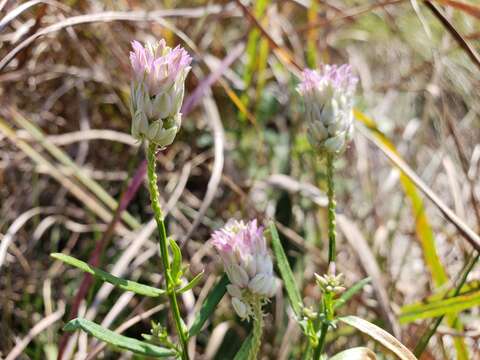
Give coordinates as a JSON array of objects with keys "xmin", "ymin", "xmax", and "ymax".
[
  {"xmin": 188, "ymin": 274, "xmax": 229, "ymax": 338},
  {"xmin": 267, "ymin": 221, "xmax": 303, "ymax": 317},
  {"xmin": 51, "ymin": 253, "xmax": 165, "ymax": 297},
  {"xmin": 400, "ymin": 290, "xmax": 480, "ymax": 324},
  {"xmin": 233, "ymin": 334, "xmax": 253, "ymax": 360},
  {"xmin": 64, "ymin": 318, "xmax": 175, "ymax": 357},
  {"xmin": 334, "ymin": 277, "xmax": 371, "ymax": 310}
]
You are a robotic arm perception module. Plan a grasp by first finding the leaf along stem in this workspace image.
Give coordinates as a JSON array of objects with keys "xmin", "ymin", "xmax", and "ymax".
[{"xmin": 146, "ymin": 142, "xmax": 189, "ymax": 360}]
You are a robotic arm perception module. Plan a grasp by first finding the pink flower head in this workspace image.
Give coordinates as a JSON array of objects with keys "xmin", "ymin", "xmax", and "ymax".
[
  {"xmin": 211, "ymin": 219, "xmax": 276, "ymax": 319},
  {"xmin": 129, "ymin": 39, "xmax": 192, "ymax": 146},
  {"xmin": 298, "ymin": 64, "xmax": 357, "ymax": 98},
  {"xmin": 129, "ymin": 40, "xmax": 192, "ymax": 96},
  {"xmin": 297, "ymin": 64, "xmax": 358, "ymax": 156}
]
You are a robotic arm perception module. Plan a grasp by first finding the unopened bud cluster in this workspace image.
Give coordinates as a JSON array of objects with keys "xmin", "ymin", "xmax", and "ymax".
[
  {"xmin": 211, "ymin": 219, "xmax": 276, "ymax": 320},
  {"xmin": 297, "ymin": 64, "xmax": 357, "ymax": 156},
  {"xmin": 129, "ymin": 39, "xmax": 191, "ymax": 147},
  {"xmin": 315, "ymin": 272, "xmax": 345, "ymax": 295}
]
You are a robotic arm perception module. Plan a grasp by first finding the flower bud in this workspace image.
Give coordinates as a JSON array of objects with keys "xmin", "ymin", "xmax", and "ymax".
[
  {"xmin": 227, "ymin": 284, "xmax": 243, "ymax": 299},
  {"xmin": 129, "ymin": 39, "xmax": 191, "ymax": 147},
  {"xmin": 298, "ymin": 65, "xmax": 357, "ymax": 157},
  {"xmin": 315, "ymin": 271, "xmax": 345, "ymax": 295},
  {"xmin": 232, "ymin": 297, "xmax": 250, "ymax": 319}
]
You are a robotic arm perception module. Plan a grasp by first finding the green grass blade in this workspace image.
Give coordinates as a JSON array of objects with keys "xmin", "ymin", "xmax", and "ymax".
[
  {"xmin": 240, "ymin": 0, "xmax": 270, "ymax": 121},
  {"xmin": 188, "ymin": 274, "xmax": 229, "ymax": 338},
  {"xmin": 334, "ymin": 277, "xmax": 371, "ymax": 310},
  {"xmin": 64, "ymin": 318, "xmax": 175, "ymax": 357},
  {"xmin": 233, "ymin": 334, "xmax": 253, "ymax": 360},
  {"xmin": 267, "ymin": 221, "xmax": 303, "ymax": 317},
  {"xmin": 400, "ymin": 290, "xmax": 480, "ymax": 324},
  {"xmin": 51, "ymin": 253, "xmax": 165, "ymax": 297}
]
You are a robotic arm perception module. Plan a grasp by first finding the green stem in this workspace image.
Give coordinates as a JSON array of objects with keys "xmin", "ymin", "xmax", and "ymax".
[
  {"xmin": 414, "ymin": 253, "xmax": 479, "ymax": 357},
  {"xmin": 248, "ymin": 299, "xmax": 264, "ymax": 360},
  {"xmin": 326, "ymin": 154, "xmax": 336, "ymax": 265},
  {"xmin": 313, "ymin": 292, "xmax": 333, "ymax": 360},
  {"xmin": 313, "ymin": 321, "xmax": 329, "ymax": 360},
  {"xmin": 146, "ymin": 142, "xmax": 189, "ymax": 360}
]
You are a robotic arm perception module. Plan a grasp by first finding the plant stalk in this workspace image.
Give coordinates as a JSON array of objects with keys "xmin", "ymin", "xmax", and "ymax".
[
  {"xmin": 313, "ymin": 321, "xmax": 329, "ymax": 360},
  {"xmin": 146, "ymin": 142, "xmax": 189, "ymax": 360},
  {"xmin": 326, "ymin": 154, "xmax": 336, "ymax": 265},
  {"xmin": 313, "ymin": 291, "xmax": 333, "ymax": 360},
  {"xmin": 248, "ymin": 298, "xmax": 264, "ymax": 360}
]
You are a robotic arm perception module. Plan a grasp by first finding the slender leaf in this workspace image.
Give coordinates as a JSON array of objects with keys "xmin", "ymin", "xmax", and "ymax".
[
  {"xmin": 400, "ymin": 290, "xmax": 480, "ymax": 323},
  {"xmin": 240, "ymin": 0, "xmax": 270, "ymax": 121},
  {"xmin": 413, "ymin": 253, "xmax": 479, "ymax": 357},
  {"xmin": 267, "ymin": 221, "xmax": 303, "ymax": 316},
  {"xmin": 188, "ymin": 274, "xmax": 229, "ymax": 338},
  {"xmin": 51, "ymin": 253, "xmax": 165, "ymax": 297},
  {"xmin": 339, "ymin": 316, "xmax": 417, "ymax": 360},
  {"xmin": 330, "ymin": 347, "xmax": 377, "ymax": 360},
  {"xmin": 64, "ymin": 318, "xmax": 175, "ymax": 357},
  {"xmin": 178, "ymin": 271, "xmax": 204, "ymax": 294},
  {"xmin": 335, "ymin": 277, "xmax": 371, "ymax": 310},
  {"xmin": 233, "ymin": 334, "xmax": 253, "ymax": 360},
  {"xmin": 169, "ymin": 238, "xmax": 182, "ymax": 282},
  {"xmin": 413, "ymin": 280, "xmax": 480, "ymax": 304}
]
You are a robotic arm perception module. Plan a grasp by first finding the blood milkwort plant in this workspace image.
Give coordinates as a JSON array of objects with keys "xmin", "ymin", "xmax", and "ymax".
[{"xmin": 51, "ymin": 40, "xmax": 417, "ymax": 360}]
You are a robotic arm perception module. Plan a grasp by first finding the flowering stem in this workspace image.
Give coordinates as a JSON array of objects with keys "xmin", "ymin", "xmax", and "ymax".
[
  {"xmin": 146, "ymin": 142, "xmax": 189, "ymax": 360},
  {"xmin": 313, "ymin": 321, "xmax": 329, "ymax": 360},
  {"xmin": 326, "ymin": 154, "xmax": 336, "ymax": 265},
  {"xmin": 248, "ymin": 298, "xmax": 264, "ymax": 360}
]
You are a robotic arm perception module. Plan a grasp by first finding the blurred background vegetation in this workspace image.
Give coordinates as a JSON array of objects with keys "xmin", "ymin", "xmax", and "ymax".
[{"xmin": 1, "ymin": 0, "xmax": 480, "ymax": 359}]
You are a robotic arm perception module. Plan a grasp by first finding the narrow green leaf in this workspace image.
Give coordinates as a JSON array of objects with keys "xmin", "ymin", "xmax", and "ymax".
[
  {"xmin": 51, "ymin": 253, "xmax": 165, "ymax": 297},
  {"xmin": 339, "ymin": 316, "xmax": 417, "ymax": 360},
  {"xmin": 409, "ymin": 280, "xmax": 480, "ymax": 305},
  {"xmin": 330, "ymin": 347, "xmax": 377, "ymax": 360},
  {"xmin": 335, "ymin": 277, "xmax": 371, "ymax": 310},
  {"xmin": 188, "ymin": 274, "xmax": 229, "ymax": 338},
  {"xmin": 233, "ymin": 334, "xmax": 253, "ymax": 360},
  {"xmin": 400, "ymin": 290, "xmax": 480, "ymax": 324},
  {"xmin": 169, "ymin": 238, "xmax": 182, "ymax": 282},
  {"xmin": 64, "ymin": 318, "xmax": 175, "ymax": 357},
  {"xmin": 267, "ymin": 221, "xmax": 303, "ymax": 316},
  {"xmin": 178, "ymin": 271, "xmax": 204, "ymax": 294}
]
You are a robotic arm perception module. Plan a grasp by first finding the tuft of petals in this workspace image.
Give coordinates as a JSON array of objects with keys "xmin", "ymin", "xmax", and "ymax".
[
  {"xmin": 297, "ymin": 64, "xmax": 358, "ymax": 157},
  {"xmin": 129, "ymin": 39, "xmax": 192, "ymax": 146}
]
